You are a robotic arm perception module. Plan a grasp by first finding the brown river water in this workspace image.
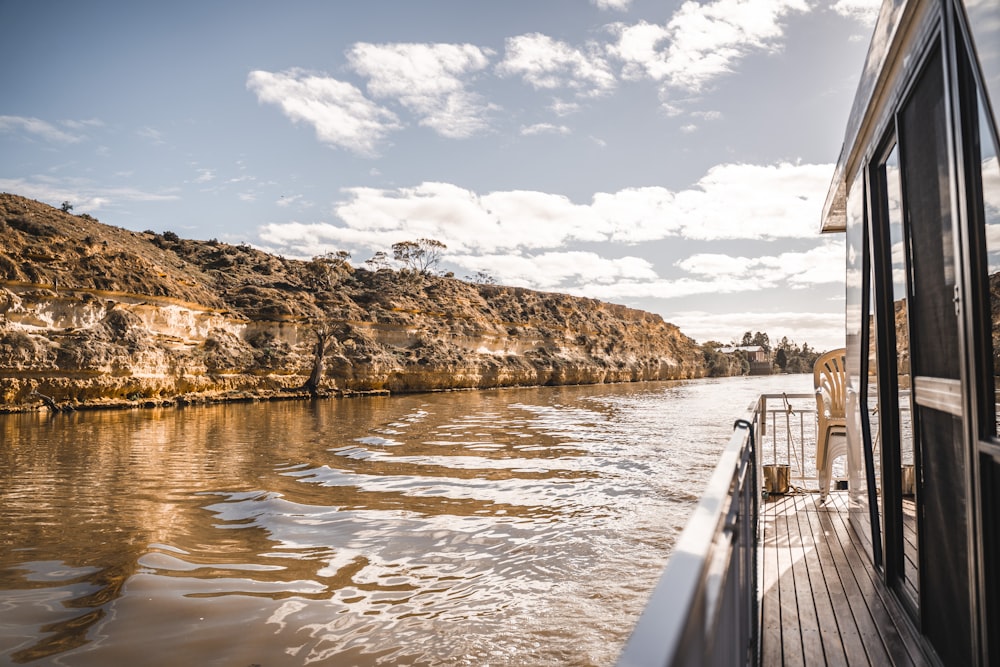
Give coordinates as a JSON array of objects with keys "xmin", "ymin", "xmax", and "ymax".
[{"xmin": 0, "ymin": 374, "xmax": 811, "ymax": 666}]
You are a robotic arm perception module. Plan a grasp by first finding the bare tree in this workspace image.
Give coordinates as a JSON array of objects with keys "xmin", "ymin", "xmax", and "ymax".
[
  {"xmin": 365, "ymin": 251, "xmax": 391, "ymax": 271},
  {"xmin": 468, "ymin": 270, "xmax": 497, "ymax": 285},
  {"xmin": 392, "ymin": 238, "xmax": 447, "ymax": 275},
  {"xmin": 305, "ymin": 250, "xmax": 352, "ymax": 290},
  {"xmin": 302, "ymin": 324, "xmax": 332, "ymax": 397}
]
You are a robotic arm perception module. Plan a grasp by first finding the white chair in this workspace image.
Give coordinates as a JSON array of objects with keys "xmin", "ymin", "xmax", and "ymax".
[{"xmin": 814, "ymin": 348, "xmax": 847, "ymax": 500}]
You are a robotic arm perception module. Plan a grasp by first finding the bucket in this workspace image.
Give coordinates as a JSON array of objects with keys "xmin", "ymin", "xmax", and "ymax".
[
  {"xmin": 901, "ymin": 464, "xmax": 915, "ymax": 496},
  {"xmin": 763, "ymin": 464, "xmax": 790, "ymax": 495}
]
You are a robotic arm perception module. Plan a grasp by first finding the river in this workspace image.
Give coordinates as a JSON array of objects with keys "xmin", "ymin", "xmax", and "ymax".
[{"xmin": 0, "ymin": 373, "xmax": 813, "ymax": 666}]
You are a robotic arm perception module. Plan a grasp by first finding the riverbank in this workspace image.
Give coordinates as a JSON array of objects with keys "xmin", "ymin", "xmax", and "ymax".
[{"xmin": 1, "ymin": 193, "xmax": 714, "ymax": 412}]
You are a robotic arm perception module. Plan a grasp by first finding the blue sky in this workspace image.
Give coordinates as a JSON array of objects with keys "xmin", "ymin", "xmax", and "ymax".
[{"xmin": 0, "ymin": 0, "xmax": 880, "ymax": 350}]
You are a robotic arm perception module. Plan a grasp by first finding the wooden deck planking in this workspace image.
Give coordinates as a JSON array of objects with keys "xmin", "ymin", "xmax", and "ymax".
[
  {"xmin": 760, "ymin": 491, "xmax": 928, "ymax": 666},
  {"xmin": 761, "ymin": 507, "xmax": 785, "ymax": 667},
  {"xmin": 805, "ymin": 502, "xmax": 875, "ymax": 666},
  {"xmin": 794, "ymin": 496, "xmax": 848, "ymax": 665},
  {"xmin": 777, "ymin": 510, "xmax": 806, "ymax": 667},
  {"xmin": 791, "ymin": 508, "xmax": 825, "ymax": 663}
]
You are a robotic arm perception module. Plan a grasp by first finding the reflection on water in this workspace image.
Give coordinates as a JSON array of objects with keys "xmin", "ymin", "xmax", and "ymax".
[{"xmin": 0, "ymin": 374, "xmax": 810, "ymax": 666}]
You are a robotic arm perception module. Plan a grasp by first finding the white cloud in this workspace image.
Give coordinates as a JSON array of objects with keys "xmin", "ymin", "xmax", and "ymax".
[
  {"xmin": 831, "ymin": 0, "xmax": 881, "ymax": 26},
  {"xmin": 0, "ymin": 176, "xmax": 178, "ymax": 211},
  {"xmin": 678, "ymin": 241, "xmax": 844, "ymax": 288},
  {"xmin": 668, "ymin": 309, "xmax": 845, "ymax": 348},
  {"xmin": 59, "ymin": 118, "xmax": 103, "ymax": 130},
  {"xmin": 348, "ymin": 42, "xmax": 495, "ymax": 139},
  {"xmin": 665, "ymin": 162, "xmax": 833, "ymax": 240},
  {"xmin": 257, "ymin": 162, "xmax": 834, "ymax": 260},
  {"xmin": 326, "ymin": 182, "xmax": 608, "ymax": 253},
  {"xmin": 449, "ymin": 251, "xmax": 657, "ymax": 291},
  {"xmin": 560, "ymin": 240, "xmax": 841, "ymax": 304},
  {"xmin": 610, "ymin": 0, "xmax": 810, "ymax": 98},
  {"xmin": 692, "ymin": 110, "xmax": 723, "ymax": 121},
  {"xmin": 520, "ymin": 123, "xmax": 571, "ymax": 136},
  {"xmin": 0, "ymin": 115, "xmax": 83, "ymax": 143},
  {"xmin": 592, "ymin": 0, "xmax": 632, "ymax": 10},
  {"xmin": 247, "ymin": 68, "xmax": 401, "ymax": 157},
  {"xmin": 549, "ymin": 99, "xmax": 582, "ymax": 116},
  {"xmin": 497, "ymin": 33, "xmax": 616, "ymax": 97}
]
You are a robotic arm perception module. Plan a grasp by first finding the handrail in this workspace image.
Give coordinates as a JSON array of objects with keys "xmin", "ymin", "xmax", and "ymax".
[{"xmin": 617, "ymin": 404, "xmax": 760, "ymax": 667}]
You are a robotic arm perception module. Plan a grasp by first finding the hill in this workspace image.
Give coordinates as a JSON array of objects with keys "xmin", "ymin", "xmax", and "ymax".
[{"xmin": 0, "ymin": 193, "xmax": 709, "ymax": 411}]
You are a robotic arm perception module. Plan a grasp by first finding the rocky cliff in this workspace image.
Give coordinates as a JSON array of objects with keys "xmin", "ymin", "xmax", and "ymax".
[{"xmin": 0, "ymin": 193, "xmax": 708, "ymax": 411}]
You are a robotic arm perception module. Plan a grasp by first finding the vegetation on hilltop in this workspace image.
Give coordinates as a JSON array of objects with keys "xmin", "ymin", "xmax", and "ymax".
[{"xmin": 0, "ymin": 193, "xmax": 712, "ymax": 410}]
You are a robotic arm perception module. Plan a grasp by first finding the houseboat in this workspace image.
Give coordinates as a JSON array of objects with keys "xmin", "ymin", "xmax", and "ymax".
[{"xmin": 618, "ymin": 0, "xmax": 999, "ymax": 664}]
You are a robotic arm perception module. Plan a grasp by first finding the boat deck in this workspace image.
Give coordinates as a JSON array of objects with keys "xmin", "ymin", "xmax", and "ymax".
[{"xmin": 759, "ymin": 491, "xmax": 929, "ymax": 666}]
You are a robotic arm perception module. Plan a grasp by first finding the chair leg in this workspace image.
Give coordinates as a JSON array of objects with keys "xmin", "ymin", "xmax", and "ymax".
[{"xmin": 818, "ymin": 431, "xmax": 830, "ymax": 500}]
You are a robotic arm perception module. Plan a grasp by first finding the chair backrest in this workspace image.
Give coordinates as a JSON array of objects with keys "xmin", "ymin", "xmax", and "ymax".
[{"xmin": 814, "ymin": 348, "xmax": 847, "ymax": 420}]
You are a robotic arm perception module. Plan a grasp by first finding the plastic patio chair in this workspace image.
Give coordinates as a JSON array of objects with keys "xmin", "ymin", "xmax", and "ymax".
[{"xmin": 814, "ymin": 348, "xmax": 847, "ymax": 499}]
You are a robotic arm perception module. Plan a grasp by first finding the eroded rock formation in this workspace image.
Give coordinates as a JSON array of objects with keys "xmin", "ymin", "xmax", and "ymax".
[{"xmin": 0, "ymin": 193, "xmax": 709, "ymax": 411}]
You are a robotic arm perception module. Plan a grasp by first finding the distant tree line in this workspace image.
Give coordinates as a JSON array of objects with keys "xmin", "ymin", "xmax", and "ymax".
[{"xmin": 699, "ymin": 331, "xmax": 826, "ymax": 377}]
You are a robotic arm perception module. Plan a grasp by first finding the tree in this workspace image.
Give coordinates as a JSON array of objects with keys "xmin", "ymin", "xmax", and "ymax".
[
  {"xmin": 303, "ymin": 324, "xmax": 333, "ymax": 397},
  {"xmin": 775, "ymin": 347, "xmax": 788, "ymax": 371},
  {"xmin": 392, "ymin": 238, "xmax": 447, "ymax": 275},
  {"xmin": 60, "ymin": 201, "xmax": 73, "ymax": 213},
  {"xmin": 751, "ymin": 331, "xmax": 771, "ymax": 352},
  {"xmin": 306, "ymin": 250, "xmax": 352, "ymax": 289},
  {"xmin": 468, "ymin": 270, "xmax": 497, "ymax": 285},
  {"xmin": 365, "ymin": 251, "xmax": 391, "ymax": 271},
  {"xmin": 741, "ymin": 331, "xmax": 753, "ymax": 346}
]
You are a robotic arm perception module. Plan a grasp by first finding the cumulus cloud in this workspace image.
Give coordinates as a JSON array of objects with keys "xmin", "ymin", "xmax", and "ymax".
[
  {"xmin": 257, "ymin": 161, "xmax": 833, "ymax": 260},
  {"xmin": 664, "ymin": 162, "xmax": 833, "ymax": 240},
  {"xmin": 678, "ymin": 241, "xmax": 843, "ymax": 288},
  {"xmin": 247, "ymin": 68, "xmax": 401, "ymax": 157},
  {"xmin": 610, "ymin": 0, "xmax": 809, "ymax": 98},
  {"xmin": 0, "ymin": 115, "xmax": 85, "ymax": 143},
  {"xmin": 497, "ymin": 33, "xmax": 616, "ymax": 97},
  {"xmin": 254, "ymin": 164, "xmax": 842, "ymax": 325},
  {"xmin": 449, "ymin": 251, "xmax": 657, "ymax": 291},
  {"xmin": 348, "ymin": 42, "xmax": 495, "ymax": 138},
  {"xmin": 668, "ymin": 309, "xmax": 845, "ymax": 348}
]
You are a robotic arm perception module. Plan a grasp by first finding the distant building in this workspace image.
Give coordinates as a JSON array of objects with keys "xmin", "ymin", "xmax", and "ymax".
[{"xmin": 718, "ymin": 345, "xmax": 772, "ymax": 375}]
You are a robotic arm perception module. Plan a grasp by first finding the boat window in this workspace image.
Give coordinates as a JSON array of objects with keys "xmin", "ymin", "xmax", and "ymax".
[
  {"xmin": 977, "ymin": 98, "xmax": 1000, "ymax": 437},
  {"xmin": 897, "ymin": 44, "xmax": 972, "ymax": 664},
  {"xmin": 867, "ymin": 243, "xmax": 883, "ymax": 566},
  {"xmin": 884, "ymin": 144, "xmax": 920, "ymax": 603},
  {"xmin": 900, "ymin": 72, "xmax": 961, "ymax": 381},
  {"xmin": 964, "ymin": 0, "xmax": 1000, "ymax": 121},
  {"xmin": 847, "ymin": 169, "xmax": 883, "ymax": 565}
]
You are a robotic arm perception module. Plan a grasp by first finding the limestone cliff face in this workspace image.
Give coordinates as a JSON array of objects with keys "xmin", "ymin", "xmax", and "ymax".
[{"xmin": 0, "ymin": 193, "xmax": 708, "ymax": 410}]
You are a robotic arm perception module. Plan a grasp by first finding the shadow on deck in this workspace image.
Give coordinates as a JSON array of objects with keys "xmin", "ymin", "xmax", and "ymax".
[{"xmin": 760, "ymin": 491, "xmax": 929, "ymax": 666}]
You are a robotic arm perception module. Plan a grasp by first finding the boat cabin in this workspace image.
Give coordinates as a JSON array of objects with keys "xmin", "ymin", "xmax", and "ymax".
[
  {"xmin": 822, "ymin": 0, "xmax": 999, "ymax": 663},
  {"xmin": 619, "ymin": 0, "xmax": 999, "ymax": 664}
]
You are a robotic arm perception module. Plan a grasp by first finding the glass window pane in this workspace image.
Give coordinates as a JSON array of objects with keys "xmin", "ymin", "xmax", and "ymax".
[
  {"xmin": 899, "ymin": 52, "xmax": 960, "ymax": 381},
  {"xmin": 885, "ymin": 144, "xmax": 919, "ymax": 600},
  {"xmin": 977, "ymin": 98, "xmax": 1000, "ymax": 435},
  {"xmin": 965, "ymin": 0, "xmax": 1000, "ymax": 119}
]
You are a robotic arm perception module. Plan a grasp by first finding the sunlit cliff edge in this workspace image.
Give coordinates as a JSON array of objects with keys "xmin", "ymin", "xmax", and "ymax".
[{"xmin": 0, "ymin": 193, "xmax": 712, "ymax": 412}]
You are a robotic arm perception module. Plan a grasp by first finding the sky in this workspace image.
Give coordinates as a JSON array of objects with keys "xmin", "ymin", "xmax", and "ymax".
[{"xmin": 0, "ymin": 0, "xmax": 881, "ymax": 351}]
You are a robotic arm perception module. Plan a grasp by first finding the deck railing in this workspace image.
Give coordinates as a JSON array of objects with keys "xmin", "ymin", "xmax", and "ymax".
[
  {"xmin": 617, "ymin": 403, "xmax": 761, "ymax": 667},
  {"xmin": 757, "ymin": 392, "xmax": 824, "ymax": 489}
]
